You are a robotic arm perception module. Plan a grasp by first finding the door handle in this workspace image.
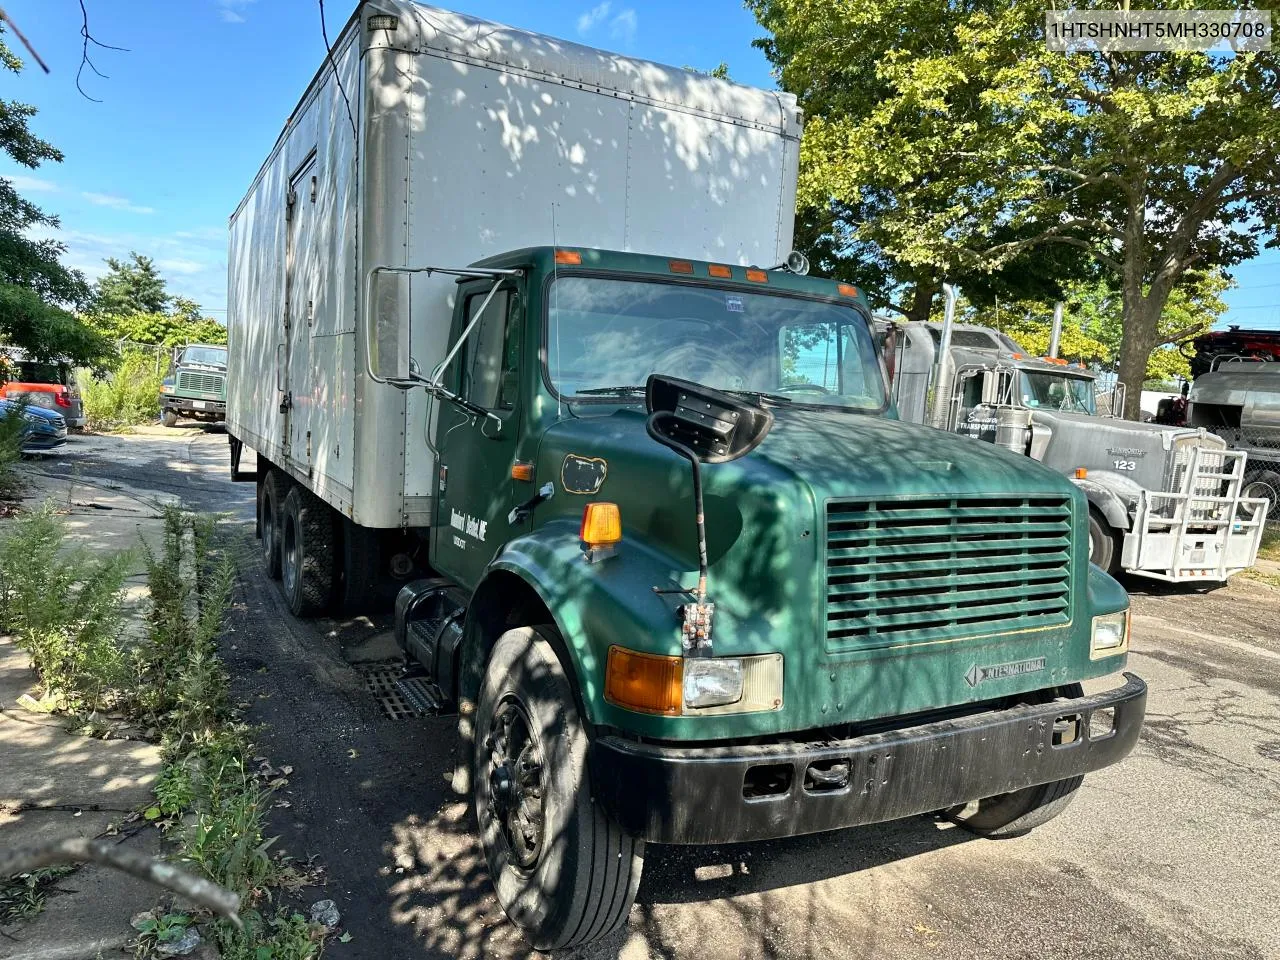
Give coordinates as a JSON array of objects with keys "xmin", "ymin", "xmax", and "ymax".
[{"xmin": 508, "ymin": 482, "xmax": 554, "ymax": 525}]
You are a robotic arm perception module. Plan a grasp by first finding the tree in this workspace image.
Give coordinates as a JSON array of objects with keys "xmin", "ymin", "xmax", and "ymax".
[
  {"xmin": 750, "ymin": 1, "xmax": 1280, "ymax": 417},
  {"xmin": 0, "ymin": 26, "xmax": 111, "ymax": 365},
  {"xmin": 749, "ymin": 0, "xmax": 1096, "ymax": 323},
  {"xmin": 92, "ymin": 252, "xmax": 169, "ymax": 318}
]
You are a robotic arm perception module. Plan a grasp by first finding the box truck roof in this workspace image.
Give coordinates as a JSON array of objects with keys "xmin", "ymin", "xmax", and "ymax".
[{"xmin": 370, "ymin": 1, "xmax": 801, "ymax": 134}]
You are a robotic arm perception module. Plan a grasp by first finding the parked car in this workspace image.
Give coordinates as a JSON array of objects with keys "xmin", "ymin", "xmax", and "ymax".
[
  {"xmin": 0, "ymin": 398, "xmax": 68, "ymax": 453},
  {"xmin": 0, "ymin": 349, "xmax": 87, "ymax": 429}
]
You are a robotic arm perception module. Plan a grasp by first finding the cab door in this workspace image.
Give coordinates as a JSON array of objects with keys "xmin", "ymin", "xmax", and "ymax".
[{"xmin": 432, "ymin": 279, "xmax": 524, "ymax": 589}]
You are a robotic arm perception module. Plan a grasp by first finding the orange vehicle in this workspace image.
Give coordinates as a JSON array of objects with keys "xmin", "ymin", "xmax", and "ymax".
[{"xmin": 0, "ymin": 349, "xmax": 86, "ymax": 429}]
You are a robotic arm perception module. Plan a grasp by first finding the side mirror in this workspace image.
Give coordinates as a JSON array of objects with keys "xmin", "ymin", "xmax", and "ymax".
[
  {"xmin": 980, "ymin": 369, "xmax": 1001, "ymax": 405},
  {"xmin": 366, "ymin": 268, "xmax": 413, "ymax": 386},
  {"xmin": 644, "ymin": 374, "xmax": 773, "ymax": 464}
]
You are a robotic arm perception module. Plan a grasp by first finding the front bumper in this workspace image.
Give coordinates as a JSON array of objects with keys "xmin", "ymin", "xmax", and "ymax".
[
  {"xmin": 163, "ymin": 396, "xmax": 226, "ymax": 416},
  {"xmin": 591, "ymin": 673, "xmax": 1146, "ymax": 845},
  {"xmin": 21, "ymin": 434, "xmax": 67, "ymax": 454}
]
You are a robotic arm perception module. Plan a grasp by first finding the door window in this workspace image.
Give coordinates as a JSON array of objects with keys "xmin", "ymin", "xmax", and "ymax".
[{"xmin": 459, "ymin": 287, "xmax": 518, "ymax": 410}]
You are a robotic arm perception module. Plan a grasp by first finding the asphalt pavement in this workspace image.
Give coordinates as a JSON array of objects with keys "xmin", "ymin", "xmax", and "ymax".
[{"xmin": 29, "ymin": 427, "xmax": 1280, "ymax": 960}]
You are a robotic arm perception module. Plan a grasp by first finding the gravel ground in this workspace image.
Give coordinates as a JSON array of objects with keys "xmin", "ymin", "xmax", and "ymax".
[{"xmin": 28, "ymin": 427, "xmax": 1280, "ymax": 960}]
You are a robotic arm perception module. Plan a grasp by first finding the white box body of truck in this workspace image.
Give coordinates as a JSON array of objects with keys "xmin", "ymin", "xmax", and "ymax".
[{"xmin": 227, "ymin": 0, "xmax": 802, "ymax": 529}]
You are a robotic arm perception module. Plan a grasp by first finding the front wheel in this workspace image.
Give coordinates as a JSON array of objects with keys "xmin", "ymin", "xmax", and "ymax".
[
  {"xmin": 1087, "ymin": 509, "xmax": 1121, "ymax": 574},
  {"xmin": 475, "ymin": 626, "xmax": 643, "ymax": 950},
  {"xmin": 946, "ymin": 683, "xmax": 1084, "ymax": 838},
  {"xmin": 1242, "ymin": 469, "xmax": 1280, "ymax": 522},
  {"xmin": 161, "ymin": 409, "xmax": 179, "ymax": 428}
]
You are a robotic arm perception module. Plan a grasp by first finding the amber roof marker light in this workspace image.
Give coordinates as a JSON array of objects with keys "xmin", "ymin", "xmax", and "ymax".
[{"xmin": 554, "ymin": 249, "xmax": 582, "ymax": 265}]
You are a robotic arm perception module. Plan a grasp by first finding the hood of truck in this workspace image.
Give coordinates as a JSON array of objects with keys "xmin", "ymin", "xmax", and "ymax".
[
  {"xmin": 531, "ymin": 406, "xmax": 1110, "ymax": 739},
  {"xmin": 1029, "ymin": 410, "xmax": 1223, "ymax": 497}
]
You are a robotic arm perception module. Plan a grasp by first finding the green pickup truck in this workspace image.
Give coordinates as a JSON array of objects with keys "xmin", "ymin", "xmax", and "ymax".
[{"xmin": 160, "ymin": 344, "xmax": 227, "ymax": 427}]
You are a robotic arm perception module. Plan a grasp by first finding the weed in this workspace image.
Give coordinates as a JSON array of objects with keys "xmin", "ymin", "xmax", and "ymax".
[
  {"xmin": 0, "ymin": 395, "xmax": 28, "ymax": 501},
  {"xmin": 216, "ymin": 908, "xmax": 326, "ymax": 960},
  {"xmin": 130, "ymin": 910, "xmax": 193, "ymax": 958},
  {"xmin": 0, "ymin": 502, "xmax": 134, "ymax": 712},
  {"xmin": 80, "ymin": 350, "xmax": 165, "ymax": 431},
  {"xmin": 1259, "ymin": 525, "xmax": 1280, "ymax": 564},
  {"xmin": 0, "ymin": 866, "xmax": 75, "ymax": 926}
]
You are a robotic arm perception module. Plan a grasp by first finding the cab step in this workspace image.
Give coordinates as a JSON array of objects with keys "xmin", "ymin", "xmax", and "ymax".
[{"xmin": 394, "ymin": 578, "xmax": 469, "ymax": 711}]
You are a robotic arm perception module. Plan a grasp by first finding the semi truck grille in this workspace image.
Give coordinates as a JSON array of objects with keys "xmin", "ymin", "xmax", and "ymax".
[
  {"xmin": 825, "ymin": 496, "xmax": 1073, "ymax": 650},
  {"xmin": 177, "ymin": 372, "xmax": 225, "ymax": 395}
]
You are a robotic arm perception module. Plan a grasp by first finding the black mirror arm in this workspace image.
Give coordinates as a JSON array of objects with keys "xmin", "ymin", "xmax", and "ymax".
[{"xmin": 650, "ymin": 414, "xmax": 711, "ymax": 655}]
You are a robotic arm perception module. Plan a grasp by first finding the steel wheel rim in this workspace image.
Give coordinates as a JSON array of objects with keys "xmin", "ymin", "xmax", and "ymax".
[
  {"xmin": 282, "ymin": 511, "xmax": 299, "ymax": 593},
  {"xmin": 485, "ymin": 696, "xmax": 546, "ymax": 871},
  {"xmin": 263, "ymin": 500, "xmax": 275, "ymax": 562},
  {"xmin": 1242, "ymin": 480, "xmax": 1275, "ymax": 518}
]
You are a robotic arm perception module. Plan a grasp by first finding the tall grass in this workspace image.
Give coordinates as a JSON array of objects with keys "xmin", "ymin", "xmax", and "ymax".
[{"xmin": 80, "ymin": 349, "xmax": 165, "ymax": 431}]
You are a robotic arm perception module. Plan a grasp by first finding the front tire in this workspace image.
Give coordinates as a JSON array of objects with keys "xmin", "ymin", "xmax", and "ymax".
[
  {"xmin": 1242, "ymin": 468, "xmax": 1280, "ymax": 522},
  {"xmin": 161, "ymin": 409, "xmax": 179, "ymax": 428},
  {"xmin": 280, "ymin": 486, "xmax": 335, "ymax": 617},
  {"xmin": 1087, "ymin": 509, "xmax": 1121, "ymax": 574},
  {"xmin": 475, "ymin": 626, "xmax": 643, "ymax": 950},
  {"xmin": 946, "ymin": 683, "xmax": 1084, "ymax": 838}
]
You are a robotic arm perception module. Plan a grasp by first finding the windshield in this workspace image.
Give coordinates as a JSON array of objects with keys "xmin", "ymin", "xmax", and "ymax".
[
  {"xmin": 1019, "ymin": 371, "xmax": 1096, "ymax": 415},
  {"xmin": 180, "ymin": 346, "xmax": 227, "ymax": 366},
  {"xmin": 546, "ymin": 277, "xmax": 885, "ymax": 410}
]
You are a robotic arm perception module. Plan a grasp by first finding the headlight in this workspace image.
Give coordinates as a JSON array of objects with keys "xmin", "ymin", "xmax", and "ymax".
[
  {"xmin": 20, "ymin": 411, "xmax": 41, "ymax": 424},
  {"xmin": 160, "ymin": 383, "xmax": 174, "ymax": 394},
  {"xmin": 1090, "ymin": 610, "xmax": 1130, "ymax": 659},
  {"xmin": 683, "ymin": 658, "xmax": 743, "ymax": 709},
  {"xmin": 604, "ymin": 647, "xmax": 783, "ymax": 716}
]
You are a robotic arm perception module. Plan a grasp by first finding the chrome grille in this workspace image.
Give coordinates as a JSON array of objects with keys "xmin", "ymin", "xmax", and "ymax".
[
  {"xmin": 177, "ymin": 371, "xmax": 225, "ymax": 395},
  {"xmin": 825, "ymin": 496, "xmax": 1073, "ymax": 650}
]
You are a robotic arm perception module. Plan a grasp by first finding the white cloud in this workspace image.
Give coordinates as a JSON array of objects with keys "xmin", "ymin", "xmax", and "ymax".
[
  {"xmin": 217, "ymin": 0, "xmax": 257, "ymax": 24},
  {"xmin": 4, "ymin": 174, "xmax": 59, "ymax": 193},
  {"xmin": 29, "ymin": 225, "xmax": 228, "ymax": 310},
  {"xmin": 577, "ymin": 2, "xmax": 611, "ymax": 34},
  {"xmin": 156, "ymin": 258, "xmax": 208, "ymax": 276},
  {"xmin": 610, "ymin": 9, "xmax": 638, "ymax": 42},
  {"xmin": 81, "ymin": 192, "xmax": 155, "ymax": 215}
]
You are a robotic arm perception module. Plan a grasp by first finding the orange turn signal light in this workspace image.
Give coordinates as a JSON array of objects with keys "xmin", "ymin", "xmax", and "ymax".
[
  {"xmin": 580, "ymin": 502, "xmax": 622, "ymax": 546},
  {"xmin": 668, "ymin": 259, "xmax": 694, "ymax": 274},
  {"xmin": 605, "ymin": 646, "xmax": 682, "ymax": 715},
  {"xmin": 745, "ymin": 268, "xmax": 768, "ymax": 283},
  {"xmin": 1075, "ymin": 467, "xmax": 1088, "ymax": 479},
  {"xmin": 554, "ymin": 249, "xmax": 582, "ymax": 265},
  {"xmin": 511, "ymin": 461, "xmax": 534, "ymax": 482},
  {"xmin": 708, "ymin": 264, "xmax": 733, "ymax": 279},
  {"xmin": 837, "ymin": 283, "xmax": 858, "ymax": 298}
]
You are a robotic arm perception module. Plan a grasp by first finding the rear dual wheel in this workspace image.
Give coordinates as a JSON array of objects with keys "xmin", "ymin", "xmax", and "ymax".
[{"xmin": 279, "ymin": 485, "xmax": 336, "ymax": 617}]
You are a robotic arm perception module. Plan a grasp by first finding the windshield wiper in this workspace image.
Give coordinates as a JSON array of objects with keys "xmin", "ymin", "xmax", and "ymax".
[
  {"xmin": 724, "ymin": 389, "xmax": 793, "ymax": 406},
  {"xmin": 574, "ymin": 385, "xmax": 648, "ymax": 397}
]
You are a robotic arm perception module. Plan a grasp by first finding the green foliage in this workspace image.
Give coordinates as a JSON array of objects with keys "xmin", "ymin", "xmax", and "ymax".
[
  {"xmin": 80, "ymin": 349, "xmax": 165, "ymax": 430},
  {"xmin": 86, "ymin": 264, "xmax": 227, "ymax": 348},
  {"xmin": 750, "ymin": 0, "xmax": 1280, "ymax": 410},
  {"xmin": 0, "ymin": 502, "xmax": 134, "ymax": 713},
  {"xmin": 0, "ymin": 866, "xmax": 75, "ymax": 925},
  {"xmin": 0, "ymin": 393, "xmax": 27, "ymax": 499},
  {"xmin": 218, "ymin": 908, "xmax": 327, "ymax": 960},
  {"xmin": 93, "ymin": 252, "xmax": 169, "ymax": 318},
  {"xmin": 0, "ymin": 27, "xmax": 110, "ymax": 366}
]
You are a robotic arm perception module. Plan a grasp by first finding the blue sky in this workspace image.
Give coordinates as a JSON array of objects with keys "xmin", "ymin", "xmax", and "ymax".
[{"xmin": 1, "ymin": 0, "xmax": 1276, "ymax": 329}]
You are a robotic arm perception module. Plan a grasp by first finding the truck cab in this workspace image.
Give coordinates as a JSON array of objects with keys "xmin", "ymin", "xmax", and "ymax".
[
  {"xmin": 1187, "ymin": 361, "xmax": 1280, "ymax": 520},
  {"xmin": 0, "ymin": 349, "xmax": 86, "ymax": 429},
  {"xmin": 377, "ymin": 248, "xmax": 1145, "ymax": 948},
  {"xmin": 884, "ymin": 321, "xmax": 1268, "ymax": 581},
  {"xmin": 161, "ymin": 344, "xmax": 228, "ymax": 427}
]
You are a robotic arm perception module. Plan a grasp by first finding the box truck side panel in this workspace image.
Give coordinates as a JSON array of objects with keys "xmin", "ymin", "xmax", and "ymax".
[{"xmin": 229, "ymin": 35, "xmax": 360, "ymax": 513}]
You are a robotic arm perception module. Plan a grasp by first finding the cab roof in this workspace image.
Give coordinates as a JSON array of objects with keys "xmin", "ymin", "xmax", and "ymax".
[{"xmin": 470, "ymin": 246, "xmax": 871, "ymax": 309}]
